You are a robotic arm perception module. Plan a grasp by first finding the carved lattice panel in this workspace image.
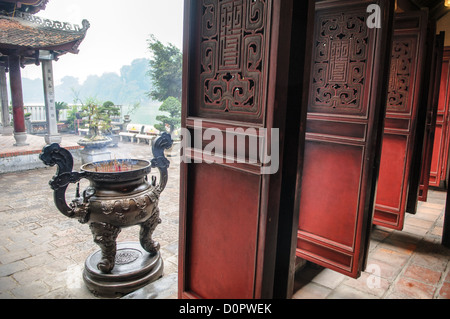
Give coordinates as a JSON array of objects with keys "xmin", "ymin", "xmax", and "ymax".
[
  {"xmin": 310, "ymin": 11, "xmax": 369, "ymax": 116},
  {"xmin": 195, "ymin": 0, "xmax": 269, "ymax": 123},
  {"xmin": 387, "ymin": 38, "xmax": 416, "ymax": 112}
]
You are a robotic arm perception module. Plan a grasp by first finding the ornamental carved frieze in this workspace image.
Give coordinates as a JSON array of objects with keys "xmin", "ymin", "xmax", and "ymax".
[
  {"xmin": 15, "ymin": 11, "xmax": 90, "ymax": 32},
  {"xmin": 387, "ymin": 38, "xmax": 415, "ymax": 112},
  {"xmin": 310, "ymin": 11, "xmax": 369, "ymax": 115},
  {"xmin": 199, "ymin": 0, "xmax": 267, "ymax": 120}
]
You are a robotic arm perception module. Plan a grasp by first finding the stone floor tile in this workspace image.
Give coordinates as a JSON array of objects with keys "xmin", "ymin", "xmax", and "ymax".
[
  {"xmin": 292, "ymin": 282, "xmax": 331, "ymax": 299},
  {"xmin": 10, "ymin": 280, "xmax": 51, "ymax": 299},
  {"xmin": 402, "ymin": 224, "xmax": 429, "ymax": 237},
  {"xmin": 402, "ymin": 264, "xmax": 442, "ymax": 286},
  {"xmin": 0, "ymin": 276, "xmax": 18, "ymax": 291},
  {"xmin": 384, "ymin": 290, "xmax": 411, "ymax": 299},
  {"xmin": 342, "ymin": 272, "xmax": 390, "ymax": 298},
  {"xmin": 438, "ymin": 281, "xmax": 450, "ymax": 299},
  {"xmin": 444, "ymin": 271, "xmax": 450, "ymax": 282},
  {"xmin": 23, "ymin": 252, "xmax": 56, "ymax": 268},
  {"xmin": 369, "ymin": 247, "xmax": 411, "ymax": 268},
  {"xmin": 39, "ymin": 286, "xmax": 94, "ymax": 299},
  {"xmin": 0, "ymin": 249, "xmax": 30, "ymax": 264},
  {"xmin": 411, "ymin": 256, "xmax": 448, "ymax": 273},
  {"xmin": 430, "ymin": 225, "xmax": 444, "ymax": 237},
  {"xmin": 0, "ymin": 261, "xmax": 28, "ymax": 277},
  {"xmin": 394, "ymin": 277, "xmax": 436, "ymax": 299},
  {"xmin": 365, "ymin": 257, "xmax": 403, "ymax": 282},
  {"xmin": 378, "ymin": 239, "xmax": 416, "ymax": 256},
  {"xmin": 310, "ymin": 268, "xmax": 347, "ymax": 290},
  {"xmin": 405, "ymin": 217, "xmax": 435, "ymax": 230},
  {"xmin": 326, "ymin": 285, "xmax": 378, "ymax": 299}
]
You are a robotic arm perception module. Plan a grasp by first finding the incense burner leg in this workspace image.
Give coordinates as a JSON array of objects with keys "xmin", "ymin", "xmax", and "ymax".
[
  {"xmin": 139, "ymin": 207, "xmax": 161, "ymax": 255},
  {"xmin": 89, "ymin": 222, "xmax": 121, "ymax": 273}
]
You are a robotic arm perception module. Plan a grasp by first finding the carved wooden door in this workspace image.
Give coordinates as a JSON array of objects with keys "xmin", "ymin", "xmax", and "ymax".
[
  {"xmin": 179, "ymin": 0, "xmax": 314, "ymax": 299},
  {"xmin": 294, "ymin": 0, "xmax": 394, "ymax": 279},
  {"xmin": 373, "ymin": 11, "xmax": 428, "ymax": 230},
  {"xmin": 429, "ymin": 48, "xmax": 450, "ymax": 189},
  {"xmin": 416, "ymin": 31, "xmax": 444, "ymax": 202}
]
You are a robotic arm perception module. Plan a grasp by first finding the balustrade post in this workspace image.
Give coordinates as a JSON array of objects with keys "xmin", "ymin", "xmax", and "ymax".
[{"xmin": 42, "ymin": 59, "xmax": 61, "ymax": 144}]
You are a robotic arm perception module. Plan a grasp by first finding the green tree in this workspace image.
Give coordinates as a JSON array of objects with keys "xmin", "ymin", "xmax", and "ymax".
[
  {"xmin": 155, "ymin": 97, "xmax": 181, "ymax": 135},
  {"xmin": 66, "ymin": 105, "xmax": 84, "ymax": 132},
  {"xmin": 55, "ymin": 101, "xmax": 68, "ymax": 122},
  {"xmin": 147, "ymin": 34, "xmax": 182, "ymax": 102},
  {"xmin": 99, "ymin": 101, "xmax": 121, "ymax": 134}
]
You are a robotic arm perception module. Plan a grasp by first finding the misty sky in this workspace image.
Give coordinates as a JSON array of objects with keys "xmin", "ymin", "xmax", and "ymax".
[{"xmin": 21, "ymin": 0, "xmax": 184, "ymax": 84}]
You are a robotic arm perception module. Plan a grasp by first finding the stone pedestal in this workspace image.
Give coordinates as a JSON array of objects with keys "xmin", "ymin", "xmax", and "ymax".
[
  {"xmin": 13, "ymin": 132, "xmax": 29, "ymax": 146},
  {"xmin": 45, "ymin": 134, "xmax": 62, "ymax": 145},
  {"xmin": 83, "ymin": 242, "xmax": 164, "ymax": 298},
  {"xmin": 77, "ymin": 137, "xmax": 112, "ymax": 164},
  {"xmin": 79, "ymin": 146, "xmax": 111, "ymax": 164}
]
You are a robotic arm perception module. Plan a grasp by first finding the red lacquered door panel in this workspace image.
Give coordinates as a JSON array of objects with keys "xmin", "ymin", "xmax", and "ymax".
[
  {"xmin": 295, "ymin": 0, "xmax": 394, "ymax": 279},
  {"xmin": 429, "ymin": 48, "xmax": 450, "ymax": 189},
  {"xmin": 185, "ymin": 163, "xmax": 260, "ymax": 298},
  {"xmin": 373, "ymin": 11, "xmax": 428, "ymax": 230},
  {"xmin": 179, "ymin": 0, "xmax": 314, "ymax": 299}
]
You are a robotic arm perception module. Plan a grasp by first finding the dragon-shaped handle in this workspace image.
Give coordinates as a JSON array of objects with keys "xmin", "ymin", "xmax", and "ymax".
[
  {"xmin": 151, "ymin": 132, "xmax": 173, "ymax": 192},
  {"xmin": 39, "ymin": 143, "xmax": 86, "ymax": 219}
]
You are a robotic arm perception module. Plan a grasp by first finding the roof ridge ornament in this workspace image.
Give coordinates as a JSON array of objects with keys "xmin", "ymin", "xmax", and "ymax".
[{"xmin": 15, "ymin": 11, "xmax": 90, "ymax": 33}]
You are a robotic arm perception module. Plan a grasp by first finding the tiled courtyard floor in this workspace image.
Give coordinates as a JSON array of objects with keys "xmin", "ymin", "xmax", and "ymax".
[
  {"xmin": 0, "ymin": 133, "xmax": 449, "ymax": 299},
  {"xmin": 0, "ymin": 134, "xmax": 179, "ymax": 299}
]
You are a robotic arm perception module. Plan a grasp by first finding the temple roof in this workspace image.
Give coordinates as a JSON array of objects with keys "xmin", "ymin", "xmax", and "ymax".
[
  {"xmin": 0, "ymin": 11, "xmax": 89, "ymax": 64},
  {"xmin": 0, "ymin": 0, "xmax": 49, "ymax": 15}
]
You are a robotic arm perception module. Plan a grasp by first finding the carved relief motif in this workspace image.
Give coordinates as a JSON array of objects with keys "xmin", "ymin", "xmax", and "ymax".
[
  {"xmin": 97, "ymin": 192, "xmax": 160, "ymax": 225},
  {"xmin": 387, "ymin": 39, "xmax": 415, "ymax": 112},
  {"xmin": 310, "ymin": 12, "xmax": 369, "ymax": 114},
  {"xmin": 199, "ymin": 0, "xmax": 267, "ymax": 119}
]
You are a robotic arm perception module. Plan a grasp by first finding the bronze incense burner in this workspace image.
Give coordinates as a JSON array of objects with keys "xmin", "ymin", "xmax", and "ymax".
[{"xmin": 40, "ymin": 133, "xmax": 173, "ymax": 297}]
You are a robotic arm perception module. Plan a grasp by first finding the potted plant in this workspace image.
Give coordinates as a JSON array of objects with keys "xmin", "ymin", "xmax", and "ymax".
[{"xmin": 77, "ymin": 97, "xmax": 112, "ymax": 164}]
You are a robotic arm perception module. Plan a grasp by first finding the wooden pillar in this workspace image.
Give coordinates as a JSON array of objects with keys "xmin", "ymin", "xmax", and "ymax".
[
  {"xmin": 0, "ymin": 66, "xmax": 13, "ymax": 136},
  {"xmin": 42, "ymin": 59, "xmax": 61, "ymax": 144},
  {"xmin": 9, "ymin": 55, "xmax": 28, "ymax": 146}
]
